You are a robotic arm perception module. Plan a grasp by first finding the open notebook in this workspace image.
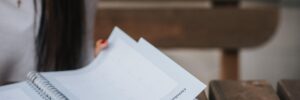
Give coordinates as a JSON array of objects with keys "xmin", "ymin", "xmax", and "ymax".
[{"xmin": 0, "ymin": 27, "xmax": 206, "ymax": 100}]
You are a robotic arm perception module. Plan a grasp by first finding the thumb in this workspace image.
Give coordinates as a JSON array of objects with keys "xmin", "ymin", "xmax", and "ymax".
[{"xmin": 95, "ymin": 39, "xmax": 108, "ymax": 57}]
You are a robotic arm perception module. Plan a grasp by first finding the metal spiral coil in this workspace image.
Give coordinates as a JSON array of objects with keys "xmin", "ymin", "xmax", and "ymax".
[{"xmin": 27, "ymin": 72, "xmax": 69, "ymax": 100}]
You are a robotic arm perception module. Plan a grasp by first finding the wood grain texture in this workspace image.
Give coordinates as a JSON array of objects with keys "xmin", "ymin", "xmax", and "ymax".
[
  {"xmin": 94, "ymin": 2, "xmax": 279, "ymax": 48},
  {"xmin": 221, "ymin": 49, "xmax": 239, "ymax": 80},
  {"xmin": 196, "ymin": 91, "xmax": 208, "ymax": 100},
  {"xmin": 277, "ymin": 80, "xmax": 300, "ymax": 100},
  {"xmin": 209, "ymin": 80, "xmax": 280, "ymax": 100}
]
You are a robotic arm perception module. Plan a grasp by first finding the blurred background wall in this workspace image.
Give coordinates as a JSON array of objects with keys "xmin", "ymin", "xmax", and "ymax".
[
  {"xmin": 95, "ymin": 0, "xmax": 300, "ymax": 87},
  {"xmin": 163, "ymin": 2, "xmax": 300, "ymax": 86}
]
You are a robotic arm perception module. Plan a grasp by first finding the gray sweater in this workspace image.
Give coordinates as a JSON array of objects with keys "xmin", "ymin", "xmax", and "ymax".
[
  {"xmin": 0, "ymin": 0, "xmax": 95, "ymax": 82},
  {"xmin": 0, "ymin": 0, "xmax": 40, "ymax": 82}
]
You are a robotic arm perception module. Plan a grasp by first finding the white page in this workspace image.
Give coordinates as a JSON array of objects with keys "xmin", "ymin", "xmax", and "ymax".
[
  {"xmin": 0, "ymin": 82, "xmax": 44, "ymax": 100},
  {"xmin": 136, "ymin": 38, "xmax": 206, "ymax": 100},
  {"xmin": 91, "ymin": 27, "xmax": 206, "ymax": 99},
  {"xmin": 81, "ymin": 27, "xmax": 139, "ymax": 71},
  {"xmin": 42, "ymin": 27, "xmax": 205, "ymax": 100},
  {"xmin": 108, "ymin": 28, "xmax": 206, "ymax": 99},
  {"xmin": 44, "ymin": 38, "xmax": 178, "ymax": 100},
  {"xmin": 40, "ymin": 27, "xmax": 143, "ymax": 99}
]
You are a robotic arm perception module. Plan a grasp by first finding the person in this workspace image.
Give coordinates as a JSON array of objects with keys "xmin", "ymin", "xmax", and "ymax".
[{"xmin": 0, "ymin": 0, "xmax": 106, "ymax": 84}]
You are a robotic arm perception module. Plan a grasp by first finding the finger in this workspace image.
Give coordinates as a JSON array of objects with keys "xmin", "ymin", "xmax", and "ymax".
[{"xmin": 95, "ymin": 39, "xmax": 108, "ymax": 56}]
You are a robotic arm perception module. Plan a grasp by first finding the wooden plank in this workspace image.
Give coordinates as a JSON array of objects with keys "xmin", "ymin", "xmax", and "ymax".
[
  {"xmin": 220, "ymin": 49, "xmax": 239, "ymax": 80},
  {"xmin": 212, "ymin": 0, "xmax": 240, "ymax": 7},
  {"xmin": 196, "ymin": 91, "xmax": 208, "ymax": 100},
  {"xmin": 277, "ymin": 80, "xmax": 300, "ymax": 100},
  {"xmin": 100, "ymin": 0, "xmax": 208, "ymax": 1},
  {"xmin": 94, "ymin": 2, "xmax": 278, "ymax": 48},
  {"xmin": 209, "ymin": 80, "xmax": 279, "ymax": 100}
]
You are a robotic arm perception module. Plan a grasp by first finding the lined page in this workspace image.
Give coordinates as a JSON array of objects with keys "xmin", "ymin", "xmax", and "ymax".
[{"xmin": 47, "ymin": 39, "xmax": 178, "ymax": 100}]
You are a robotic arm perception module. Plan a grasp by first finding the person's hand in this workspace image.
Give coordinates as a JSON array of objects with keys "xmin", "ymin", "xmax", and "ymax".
[{"xmin": 94, "ymin": 39, "xmax": 108, "ymax": 56}]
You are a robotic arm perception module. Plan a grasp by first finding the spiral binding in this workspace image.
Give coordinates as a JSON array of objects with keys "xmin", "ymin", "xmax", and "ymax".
[{"xmin": 27, "ymin": 72, "xmax": 69, "ymax": 100}]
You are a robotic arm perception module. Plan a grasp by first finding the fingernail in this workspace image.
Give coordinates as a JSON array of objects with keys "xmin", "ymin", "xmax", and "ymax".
[{"xmin": 101, "ymin": 39, "xmax": 107, "ymax": 44}]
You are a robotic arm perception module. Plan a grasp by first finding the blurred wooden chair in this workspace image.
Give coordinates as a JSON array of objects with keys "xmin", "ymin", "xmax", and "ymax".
[{"xmin": 94, "ymin": 0, "xmax": 279, "ymax": 80}]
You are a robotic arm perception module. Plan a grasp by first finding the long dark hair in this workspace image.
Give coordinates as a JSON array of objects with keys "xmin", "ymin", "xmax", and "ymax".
[{"xmin": 36, "ymin": 0, "xmax": 85, "ymax": 71}]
